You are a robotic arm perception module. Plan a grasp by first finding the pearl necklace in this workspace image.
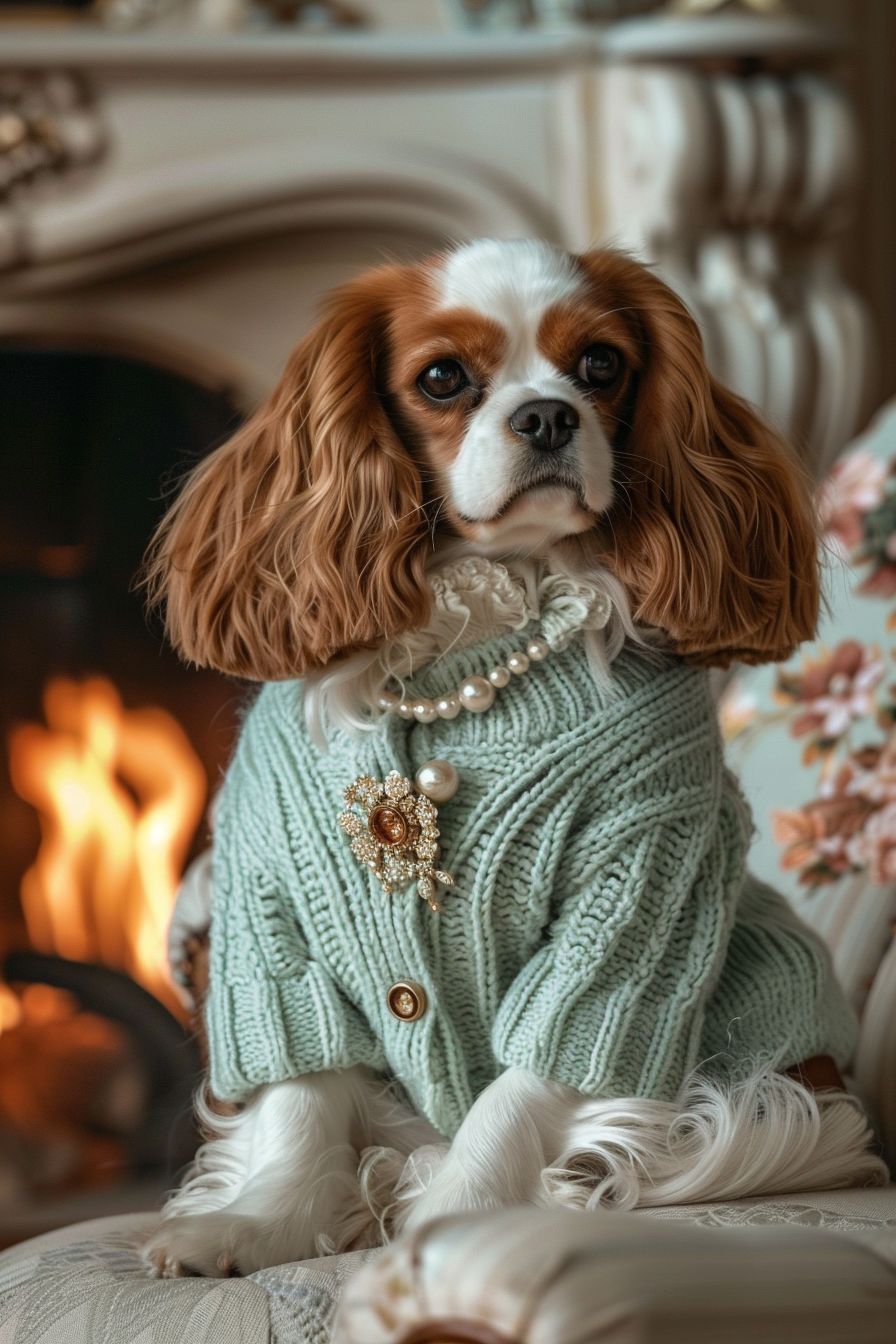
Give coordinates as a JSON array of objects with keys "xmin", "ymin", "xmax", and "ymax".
[
  {"xmin": 373, "ymin": 627, "xmax": 571, "ymax": 807},
  {"xmin": 336, "ymin": 561, "xmax": 612, "ymax": 909}
]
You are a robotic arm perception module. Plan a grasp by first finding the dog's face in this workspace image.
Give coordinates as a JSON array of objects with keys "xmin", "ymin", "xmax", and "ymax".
[
  {"xmin": 383, "ymin": 240, "xmax": 626, "ymax": 552},
  {"xmin": 147, "ymin": 240, "xmax": 820, "ymax": 681}
]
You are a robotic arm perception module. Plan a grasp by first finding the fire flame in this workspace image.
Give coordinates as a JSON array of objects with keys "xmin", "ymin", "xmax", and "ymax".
[{"xmin": 7, "ymin": 678, "xmax": 206, "ymax": 1016}]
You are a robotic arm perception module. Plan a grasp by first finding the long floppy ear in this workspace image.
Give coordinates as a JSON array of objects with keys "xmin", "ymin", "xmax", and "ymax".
[
  {"xmin": 145, "ymin": 265, "xmax": 431, "ymax": 679},
  {"xmin": 585, "ymin": 252, "xmax": 819, "ymax": 667}
]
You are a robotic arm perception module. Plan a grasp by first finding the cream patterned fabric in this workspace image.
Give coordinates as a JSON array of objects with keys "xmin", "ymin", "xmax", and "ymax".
[
  {"xmin": 637, "ymin": 1184, "xmax": 896, "ymax": 1268},
  {"xmin": 336, "ymin": 1197, "xmax": 896, "ymax": 1344},
  {"xmin": 855, "ymin": 935, "xmax": 896, "ymax": 1164},
  {"xmin": 2, "ymin": 1190, "xmax": 894, "ymax": 1344},
  {"xmin": 0, "ymin": 1214, "xmax": 374, "ymax": 1344}
]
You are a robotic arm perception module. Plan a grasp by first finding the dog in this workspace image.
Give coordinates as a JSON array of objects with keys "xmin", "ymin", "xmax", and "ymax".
[{"xmin": 142, "ymin": 240, "xmax": 885, "ymax": 1279}]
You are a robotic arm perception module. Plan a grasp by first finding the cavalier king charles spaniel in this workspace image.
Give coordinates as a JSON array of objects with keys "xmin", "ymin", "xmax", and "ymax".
[{"xmin": 142, "ymin": 240, "xmax": 884, "ymax": 1279}]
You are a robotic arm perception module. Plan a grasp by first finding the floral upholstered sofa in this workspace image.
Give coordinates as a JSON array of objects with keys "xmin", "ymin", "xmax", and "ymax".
[
  {"xmin": 2, "ymin": 405, "xmax": 895, "ymax": 1344},
  {"xmin": 722, "ymin": 399, "xmax": 896, "ymax": 1168}
]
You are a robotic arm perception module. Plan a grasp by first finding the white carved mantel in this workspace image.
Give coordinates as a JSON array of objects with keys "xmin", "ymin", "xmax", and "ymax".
[{"xmin": 0, "ymin": 12, "xmax": 868, "ymax": 471}]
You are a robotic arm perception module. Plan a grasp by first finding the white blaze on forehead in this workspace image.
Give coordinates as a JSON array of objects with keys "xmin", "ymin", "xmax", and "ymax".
[{"xmin": 437, "ymin": 239, "xmax": 583, "ymax": 335}]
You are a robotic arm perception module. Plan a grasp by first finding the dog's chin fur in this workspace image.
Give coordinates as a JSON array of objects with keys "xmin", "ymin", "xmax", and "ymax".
[{"xmin": 457, "ymin": 485, "xmax": 597, "ymax": 551}]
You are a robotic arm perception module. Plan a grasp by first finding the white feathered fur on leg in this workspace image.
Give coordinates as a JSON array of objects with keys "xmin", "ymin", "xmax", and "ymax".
[
  {"xmin": 391, "ymin": 1065, "xmax": 886, "ymax": 1234},
  {"xmin": 142, "ymin": 1066, "xmax": 440, "ymax": 1277},
  {"xmin": 545, "ymin": 1066, "xmax": 888, "ymax": 1210},
  {"xmin": 143, "ymin": 1061, "xmax": 885, "ymax": 1275}
]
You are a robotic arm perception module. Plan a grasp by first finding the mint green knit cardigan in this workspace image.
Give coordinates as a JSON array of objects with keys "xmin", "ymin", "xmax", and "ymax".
[{"xmin": 207, "ymin": 635, "xmax": 856, "ymax": 1138}]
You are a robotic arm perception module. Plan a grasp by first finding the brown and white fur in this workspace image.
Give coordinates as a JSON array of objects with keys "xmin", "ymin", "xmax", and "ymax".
[{"xmin": 142, "ymin": 240, "xmax": 885, "ymax": 1278}]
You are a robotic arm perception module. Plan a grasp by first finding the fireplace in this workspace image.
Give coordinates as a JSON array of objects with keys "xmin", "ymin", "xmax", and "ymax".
[
  {"xmin": 0, "ymin": 339, "xmax": 244, "ymax": 1242},
  {"xmin": 0, "ymin": 213, "xmax": 447, "ymax": 1244}
]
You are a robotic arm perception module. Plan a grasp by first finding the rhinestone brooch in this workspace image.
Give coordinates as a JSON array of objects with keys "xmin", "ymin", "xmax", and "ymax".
[{"xmin": 338, "ymin": 770, "xmax": 455, "ymax": 912}]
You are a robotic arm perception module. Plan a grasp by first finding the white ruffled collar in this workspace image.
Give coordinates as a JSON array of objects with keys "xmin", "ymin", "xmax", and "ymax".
[
  {"xmin": 302, "ymin": 551, "xmax": 635, "ymax": 742},
  {"xmin": 376, "ymin": 554, "xmax": 613, "ymax": 683}
]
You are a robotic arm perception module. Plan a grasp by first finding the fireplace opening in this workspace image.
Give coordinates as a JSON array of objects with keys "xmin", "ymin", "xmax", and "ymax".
[{"xmin": 0, "ymin": 338, "xmax": 246, "ymax": 1243}]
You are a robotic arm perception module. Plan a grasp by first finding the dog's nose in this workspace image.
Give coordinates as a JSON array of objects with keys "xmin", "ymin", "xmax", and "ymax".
[{"xmin": 508, "ymin": 399, "xmax": 580, "ymax": 452}]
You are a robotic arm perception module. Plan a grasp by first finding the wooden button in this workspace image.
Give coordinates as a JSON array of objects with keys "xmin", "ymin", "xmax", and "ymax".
[{"xmin": 387, "ymin": 981, "xmax": 427, "ymax": 1021}]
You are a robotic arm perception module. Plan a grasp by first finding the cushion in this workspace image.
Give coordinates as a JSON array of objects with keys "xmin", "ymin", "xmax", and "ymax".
[
  {"xmin": 0, "ymin": 1213, "xmax": 374, "ymax": 1344},
  {"xmin": 2, "ymin": 1191, "xmax": 894, "ymax": 1344},
  {"xmin": 337, "ymin": 1196, "xmax": 896, "ymax": 1344}
]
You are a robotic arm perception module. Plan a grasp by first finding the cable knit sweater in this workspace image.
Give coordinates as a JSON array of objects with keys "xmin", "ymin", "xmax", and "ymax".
[{"xmin": 207, "ymin": 564, "xmax": 857, "ymax": 1138}]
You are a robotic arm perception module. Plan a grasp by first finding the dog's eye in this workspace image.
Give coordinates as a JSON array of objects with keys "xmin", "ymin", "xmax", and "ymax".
[
  {"xmin": 417, "ymin": 360, "xmax": 469, "ymax": 401},
  {"xmin": 577, "ymin": 344, "xmax": 622, "ymax": 390}
]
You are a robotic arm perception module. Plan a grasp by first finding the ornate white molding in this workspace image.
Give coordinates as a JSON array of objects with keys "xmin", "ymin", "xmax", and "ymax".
[
  {"xmin": 0, "ymin": 26, "xmax": 603, "ymax": 75},
  {"xmin": 0, "ymin": 31, "xmax": 600, "ymax": 288},
  {"xmin": 0, "ymin": 147, "xmax": 556, "ymax": 293},
  {"xmin": 0, "ymin": 14, "xmax": 870, "ymax": 469},
  {"xmin": 596, "ymin": 13, "xmax": 870, "ymax": 473},
  {"xmin": 0, "ymin": 69, "xmax": 105, "ymax": 203}
]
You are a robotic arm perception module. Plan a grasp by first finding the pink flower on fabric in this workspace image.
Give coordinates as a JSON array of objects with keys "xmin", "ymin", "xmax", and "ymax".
[
  {"xmin": 839, "ymin": 740, "xmax": 896, "ymax": 807},
  {"xmin": 819, "ymin": 448, "xmax": 888, "ymax": 552},
  {"xmin": 847, "ymin": 800, "xmax": 896, "ymax": 885},
  {"xmin": 773, "ymin": 790, "xmax": 874, "ymax": 885},
  {"xmin": 772, "ymin": 739, "xmax": 896, "ymax": 887},
  {"xmin": 781, "ymin": 641, "xmax": 884, "ymax": 745}
]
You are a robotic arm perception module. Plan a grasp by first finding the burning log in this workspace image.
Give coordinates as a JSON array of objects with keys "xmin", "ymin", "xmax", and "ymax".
[{"xmin": 2, "ymin": 952, "xmax": 200, "ymax": 1180}]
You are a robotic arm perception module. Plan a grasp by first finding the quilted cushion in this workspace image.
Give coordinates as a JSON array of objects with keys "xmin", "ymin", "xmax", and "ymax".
[
  {"xmin": 2, "ymin": 1192, "xmax": 894, "ymax": 1344},
  {"xmin": 0, "ymin": 1214, "xmax": 374, "ymax": 1344}
]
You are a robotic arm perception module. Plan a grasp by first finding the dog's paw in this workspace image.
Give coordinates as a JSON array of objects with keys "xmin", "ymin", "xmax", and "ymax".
[{"xmin": 141, "ymin": 1213, "xmax": 241, "ymax": 1279}]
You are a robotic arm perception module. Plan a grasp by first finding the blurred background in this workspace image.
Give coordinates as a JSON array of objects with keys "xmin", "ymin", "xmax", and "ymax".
[{"xmin": 0, "ymin": 0, "xmax": 893, "ymax": 1245}]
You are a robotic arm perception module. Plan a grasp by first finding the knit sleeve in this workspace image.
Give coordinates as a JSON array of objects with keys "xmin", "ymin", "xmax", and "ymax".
[
  {"xmin": 699, "ymin": 874, "xmax": 858, "ymax": 1074},
  {"xmin": 205, "ymin": 687, "xmax": 384, "ymax": 1101},
  {"xmin": 491, "ymin": 766, "xmax": 749, "ymax": 1102}
]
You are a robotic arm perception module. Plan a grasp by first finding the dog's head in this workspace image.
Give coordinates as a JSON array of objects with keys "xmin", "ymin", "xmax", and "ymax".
[{"xmin": 147, "ymin": 239, "xmax": 818, "ymax": 679}]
